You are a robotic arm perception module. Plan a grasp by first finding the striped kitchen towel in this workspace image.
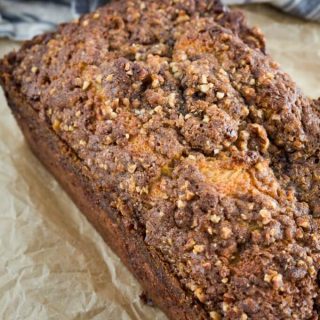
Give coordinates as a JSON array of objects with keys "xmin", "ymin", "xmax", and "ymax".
[
  {"xmin": 224, "ymin": 0, "xmax": 320, "ymax": 21},
  {"xmin": 0, "ymin": 0, "xmax": 319, "ymax": 41}
]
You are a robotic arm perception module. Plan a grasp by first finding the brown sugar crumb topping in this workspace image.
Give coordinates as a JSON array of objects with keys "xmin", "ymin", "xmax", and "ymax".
[{"xmin": 3, "ymin": 0, "xmax": 320, "ymax": 319}]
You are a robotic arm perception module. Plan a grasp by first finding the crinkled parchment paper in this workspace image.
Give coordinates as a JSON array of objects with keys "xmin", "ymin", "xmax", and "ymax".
[{"xmin": 0, "ymin": 4, "xmax": 319, "ymax": 320}]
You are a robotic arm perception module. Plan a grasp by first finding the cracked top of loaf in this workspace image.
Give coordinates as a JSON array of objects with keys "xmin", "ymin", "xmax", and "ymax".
[{"xmin": 1, "ymin": 0, "xmax": 320, "ymax": 319}]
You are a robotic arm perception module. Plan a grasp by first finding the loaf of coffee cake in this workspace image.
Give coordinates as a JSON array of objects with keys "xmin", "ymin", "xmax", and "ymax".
[{"xmin": 1, "ymin": 1, "xmax": 320, "ymax": 319}]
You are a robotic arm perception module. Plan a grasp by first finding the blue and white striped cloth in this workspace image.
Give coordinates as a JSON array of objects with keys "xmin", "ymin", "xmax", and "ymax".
[
  {"xmin": 224, "ymin": 0, "xmax": 320, "ymax": 21},
  {"xmin": 0, "ymin": 0, "xmax": 319, "ymax": 40}
]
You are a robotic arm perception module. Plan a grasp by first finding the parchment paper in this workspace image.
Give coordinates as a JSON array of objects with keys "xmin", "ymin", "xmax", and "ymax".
[{"xmin": 0, "ymin": 5, "xmax": 319, "ymax": 320}]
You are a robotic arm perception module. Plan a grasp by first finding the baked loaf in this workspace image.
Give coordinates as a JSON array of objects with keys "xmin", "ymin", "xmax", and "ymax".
[{"xmin": 1, "ymin": 1, "xmax": 320, "ymax": 319}]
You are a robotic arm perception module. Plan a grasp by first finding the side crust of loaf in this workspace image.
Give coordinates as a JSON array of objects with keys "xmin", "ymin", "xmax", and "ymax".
[{"xmin": 2, "ymin": 80, "xmax": 206, "ymax": 320}]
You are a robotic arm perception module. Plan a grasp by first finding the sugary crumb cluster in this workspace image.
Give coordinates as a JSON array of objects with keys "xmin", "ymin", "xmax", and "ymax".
[{"xmin": 2, "ymin": 0, "xmax": 320, "ymax": 319}]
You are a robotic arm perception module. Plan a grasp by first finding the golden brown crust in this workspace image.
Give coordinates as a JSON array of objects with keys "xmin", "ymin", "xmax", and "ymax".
[
  {"xmin": 1, "ymin": 1, "xmax": 320, "ymax": 319},
  {"xmin": 5, "ymin": 83, "xmax": 208, "ymax": 320}
]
